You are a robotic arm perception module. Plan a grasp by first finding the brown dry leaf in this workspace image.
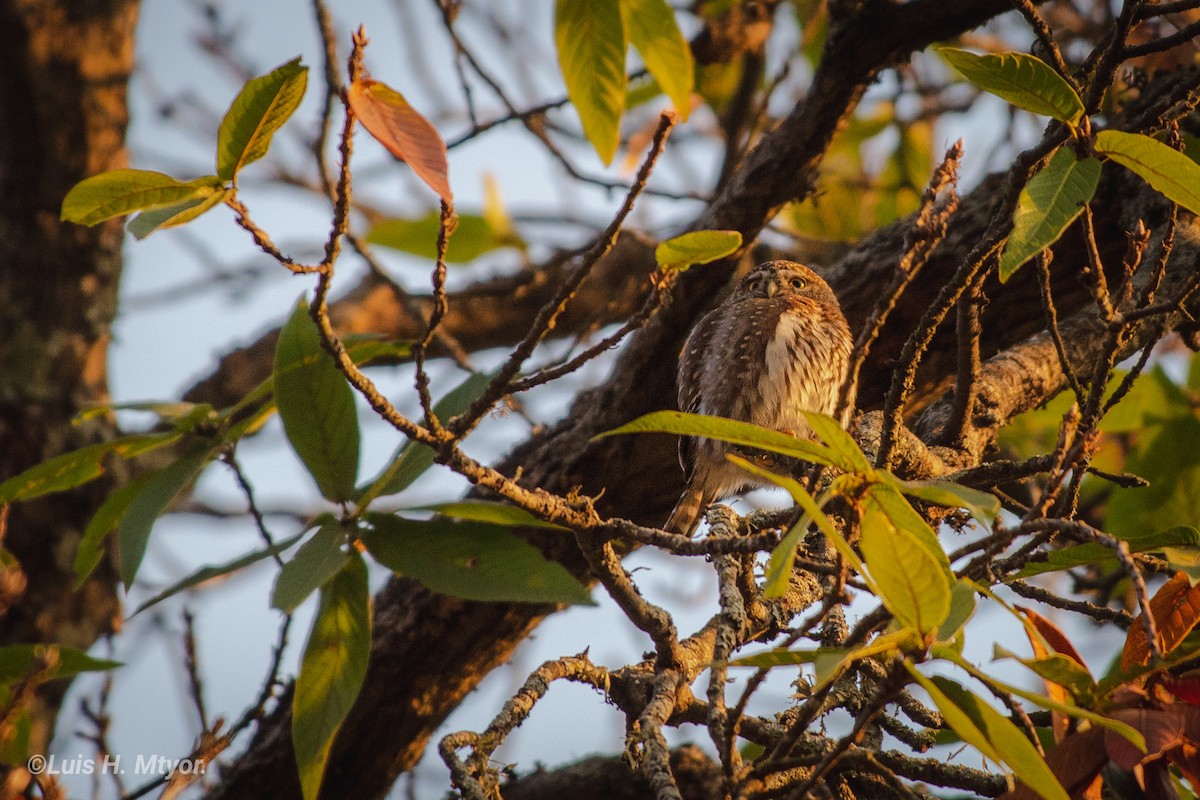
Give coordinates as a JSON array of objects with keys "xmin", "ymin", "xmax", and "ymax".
[
  {"xmin": 348, "ymin": 77, "xmax": 452, "ymax": 205},
  {"xmin": 1122, "ymin": 572, "xmax": 1200, "ymax": 671}
]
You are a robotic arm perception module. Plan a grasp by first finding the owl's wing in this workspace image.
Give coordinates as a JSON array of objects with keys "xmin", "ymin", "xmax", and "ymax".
[{"xmin": 676, "ymin": 311, "xmax": 718, "ymax": 480}]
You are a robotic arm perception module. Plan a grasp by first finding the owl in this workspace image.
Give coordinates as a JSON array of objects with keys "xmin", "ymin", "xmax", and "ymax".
[{"xmin": 665, "ymin": 260, "xmax": 854, "ymax": 535}]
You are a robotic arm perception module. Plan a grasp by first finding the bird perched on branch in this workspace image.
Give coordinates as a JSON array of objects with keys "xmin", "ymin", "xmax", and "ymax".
[{"xmin": 666, "ymin": 260, "xmax": 854, "ymax": 535}]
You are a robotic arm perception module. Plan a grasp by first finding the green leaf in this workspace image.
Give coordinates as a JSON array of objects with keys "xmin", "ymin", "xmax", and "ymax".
[
  {"xmin": 595, "ymin": 410, "xmax": 838, "ymax": 467},
  {"xmin": 556, "ymin": 0, "xmax": 627, "ymax": 165},
  {"xmin": 1096, "ymin": 129, "xmax": 1200, "ymax": 216},
  {"xmin": 216, "ymin": 57, "xmax": 308, "ymax": 180},
  {"xmin": 293, "ymin": 554, "xmax": 370, "ymax": 800},
  {"xmin": 620, "ymin": 0, "xmax": 693, "ymax": 119},
  {"xmin": 802, "ymin": 411, "xmax": 870, "ymax": 472},
  {"xmin": 993, "ymin": 645, "xmax": 1096, "ymax": 705},
  {"xmin": 0, "ymin": 645, "xmax": 122, "ymax": 685},
  {"xmin": 366, "ymin": 212, "xmax": 517, "ymax": 263},
  {"xmin": 272, "ymin": 517, "xmax": 350, "ymax": 613},
  {"xmin": 727, "ymin": 456, "xmax": 853, "ymax": 598},
  {"xmin": 905, "ymin": 666, "xmax": 1070, "ymax": 800},
  {"xmin": 1164, "ymin": 543, "xmax": 1200, "ymax": 585},
  {"xmin": 937, "ymin": 47, "xmax": 1083, "ymax": 125},
  {"xmin": 886, "ymin": 476, "xmax": 1000, "ymax": 522},
  {"xmin": 1013, "ymin": 526, "xmax": 1200, "ymax": 579},
  {"xmin": 999, "ymin": 147, "xmax": 1100, "ymax": 281},
  {"xmin": 414, "ymin": 501, "xmax": 567, "ymax": 530},
  {"xmin": 0, "ymin": 432, "xmax": 181, "ymax": 504},
  {"xmin": 361, "ymin": 514, "xmax": 594, "ymax": 605},
  {"xmin": 133, "ymin": 529, "xmax": 309, "ymax": 615},
  {"xmin": 950, "ymin": 650, "xmax": 1143, "ymax": 753},
  {"xmin": 732, "ymin": 645, "xmax": 848, "ymax": 669},
  {"xmin": 734, "ymin": 629, "xmax": 918, "ymax": 693},
  {"xmin": 654, "ymin": 230, "xmax": 742, "ymax": 272},
  {"xmin": 274, "ymin": 296, "xmax": 360, "ymax": 503},
  {"xmin": 61, "ymin": 170, "xmax": 224, "ymax": 226},
  {"xmin": 128, "ymin": 188, "xmax": 228, "ymax": 239},
  {"xmin": 356, "ymin": 371, "xmax": 493, "ymax": 507},
  {"xmin": 860, "ymin": 485, "xmax": 952, "ymax": 633},
  {"xmin": 938, "ymin": 580, "xmax": 978, "ymax": 643},
  {"xmin": 1106, "ymin": 404, "xmax": 1200, "ymax": 542},
  {"xmin": 119, "ymin": 447, "xmax": 214, "ymax": 589},
  {"xmin": 73, "ymin": 472, "xmax": 154, "ymax": 589}
]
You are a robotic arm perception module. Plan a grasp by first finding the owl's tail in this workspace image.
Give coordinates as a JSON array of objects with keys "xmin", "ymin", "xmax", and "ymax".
[{"xmin": 665, "ymin": 487, "xmax": 709, "ymax": 536}]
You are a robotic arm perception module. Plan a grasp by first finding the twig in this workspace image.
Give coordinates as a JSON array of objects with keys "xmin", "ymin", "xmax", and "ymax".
[
  {"xmin": 944, "ymin": 274, "xmax": 987, "ymax": 446},
  {"xmin": 449, "ymin": 111, "xmax": 677, "ymax": 439},
  {"xmin": 410, "ymin": 201, "xmax": 456, "ymax": 432},
  {"xmin": 1036, "ymin": 251, "xmax": 1086, "ymax": 403},
  {"xmin": 835, "ymin": 141, "xmax": 963, "ymax": 425},
  {"xmin": 181, "ymin": 608, "xmax": 209, "ymax": 732},
  {"xmin": 221, "ymin": 450, "xmax": 282, "ymax": 567},
  {"xmin": 1011, "ymin": 0, "xmax": 1078, "ymax": 90}
]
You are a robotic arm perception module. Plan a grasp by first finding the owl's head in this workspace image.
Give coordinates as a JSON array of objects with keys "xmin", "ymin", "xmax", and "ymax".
[{"xmin": 736, "ymin": 260, "xmax": 838, "ymax": 306}]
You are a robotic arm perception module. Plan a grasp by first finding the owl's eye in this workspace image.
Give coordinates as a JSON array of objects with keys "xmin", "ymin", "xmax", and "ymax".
[{"xmin": 789, "ymin": 277, "xmax": 806, "ymax": 290}]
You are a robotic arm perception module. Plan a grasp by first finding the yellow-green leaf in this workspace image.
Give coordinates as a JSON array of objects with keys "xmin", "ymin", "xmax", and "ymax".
[
  {"xmin": 802, "ymin": 411, "xmax": 869, "ymax": 472},
  {"xmin": 273, "ymin": 296, "xmax": 360, "ymax": 503},
  {"xmin": 293, "ymin": 554, "xmax": 370, "ymax": 800},
  {"xmin": 937, "ymin": 47, "xmax": 1083, "ymax": 125},
  {"xmin": 728, "ymin": 456, "xmax": 858, "ymax": 598},
  {"xmin": 128, "ymin": 187, "xmax": 228, "ymax": 239},
  {"xmin": 413, "ymin": 501, "xmax": 567, "ymax": 530},
  {"xmin": 556, "ymin": 0, "xmax": 627, "ymax": 164},
  {"xmin": 216, "ymin": 57, "xmax": 308, "ymax": 180},
  {"xmin": 0, "ymin": 433, "xmax": 181, "ymax": 504},
  {"xmin": 1096, "ymin": 129, "xmax": 1200, "ymax": 216},
  {"xmin": 61, "ymin": 170, "xmax": 224, "ymax": 226},
  {"xmin": 595, "ymin": 410, "xmax": 838, "ymax": 466},
  {"xmin": 620, "ymin": 0, "xmax": 693, "ymax": 119},
  {"xmin": 655, "ymin": 230, "xmax": 743, "ymax": 272},
  {"xmin": 860, "ymin": 485, "xmax": 952, "ymax": 633},
  {"xmin": 905, "ymin": 667, "xmax": 1070, "ymax": 800},
  {"xmin": 366, "ymin": 212, "xmax": 520, "ymax": 263},
  {"xmin": 999, "ymin": 147, "xmax": 1100, "ymax": 281},
  {"xmin": 884, "ymin": 474, "xmax": 1000, "ymax": 522},
  {"xmin": 735, "ymin": 629, "xmax": 917, "ymax": 693}
]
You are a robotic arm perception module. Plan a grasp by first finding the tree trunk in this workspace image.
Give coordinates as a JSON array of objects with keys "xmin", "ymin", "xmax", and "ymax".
[{"xmin": 0, "ymin": 0, "xmax": 139, "ymax": 754}]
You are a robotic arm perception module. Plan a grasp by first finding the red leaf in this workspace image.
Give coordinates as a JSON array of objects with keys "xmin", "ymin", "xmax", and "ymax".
[
  {"xmin": 1163, "ymin": 673, "xmax": 1200, "ymax": 706},
  {"xmin": 1122, "ymin": 572, "xmax": 1200, "ymax": 670},
  {"xmin": 1018, "ymin": 605, "xmax": 1089, "ymax": 668},
  {"xmin": 348, "ymin": 77, "xmax": 452, "ymax": 204},
  {"xmin": 1106, "ymin": 702, "xmax": 1200, "ymax": 769}
]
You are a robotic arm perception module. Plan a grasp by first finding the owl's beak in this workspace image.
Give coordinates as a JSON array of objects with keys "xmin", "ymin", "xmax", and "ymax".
[{"xmin": 766, "ymin": 279, "xmax": 778, "ymax": 297}]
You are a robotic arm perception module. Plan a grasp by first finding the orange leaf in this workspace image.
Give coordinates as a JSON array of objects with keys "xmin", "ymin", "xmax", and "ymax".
[
  {"xmin": 348, "ymin": 78, "xmax": 452, "ymax": 204},
  {"xmin": 1018, "ymin": 605, "xmax": 1088, "ymax": 742},
  {"xmin": 1019, "ymin": 605, "xmax": 1089, "ymax": 667},
  {"xmin": 1122, "ymin": 572, "xmax": 1200, "ymax": 671}
]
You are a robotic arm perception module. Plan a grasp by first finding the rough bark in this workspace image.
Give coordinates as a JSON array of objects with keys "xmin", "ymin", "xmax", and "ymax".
[
  {"xmin": 0, "ymin": 0, "xmax": 139, "ymax": 754},
  {"xmin": 207, "ymin": 3, "xmax": 1085, "ymax": 799}
]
